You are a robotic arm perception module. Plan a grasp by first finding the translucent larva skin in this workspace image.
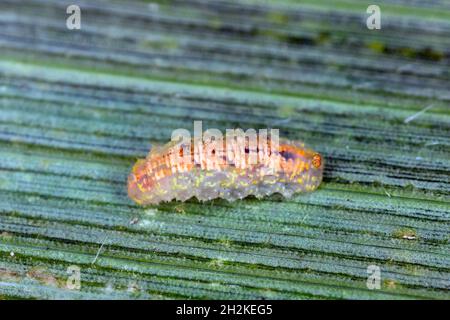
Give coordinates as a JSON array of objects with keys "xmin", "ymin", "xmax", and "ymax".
[{"xmin": 128, "ymin": 138, "xmax": 323, "ymax": 205}]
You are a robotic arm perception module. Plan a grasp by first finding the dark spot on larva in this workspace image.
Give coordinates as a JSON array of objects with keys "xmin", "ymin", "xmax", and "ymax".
[
  {"xmin": 280, "ymin": 150, "xmax": 297, "ymax": 161},
  {"xmin": 245, "ymin": 147, "xmax": 258, "ymax": 154}
]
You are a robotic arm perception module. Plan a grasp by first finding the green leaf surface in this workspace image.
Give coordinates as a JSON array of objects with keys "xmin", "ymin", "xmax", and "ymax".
[{"xmin": 0, "ymin": 0, "xmax": 449, "ymax": 300}]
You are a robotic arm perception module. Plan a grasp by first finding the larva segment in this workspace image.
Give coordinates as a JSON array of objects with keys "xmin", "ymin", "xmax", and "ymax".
[{"xmin": 128, "ymin": 137, "xmax": 323, "ymax": 205}]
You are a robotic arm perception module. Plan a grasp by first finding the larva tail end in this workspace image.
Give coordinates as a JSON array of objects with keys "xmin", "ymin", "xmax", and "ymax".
[{"xmin": 128, "ymin": 159, "xmax": 155, "ymax": 205}]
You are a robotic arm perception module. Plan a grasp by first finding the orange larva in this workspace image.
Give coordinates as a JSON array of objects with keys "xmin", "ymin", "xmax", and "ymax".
[{"xmin": 128, "ymin": 134, "xmax": 324, "ymax": 205}]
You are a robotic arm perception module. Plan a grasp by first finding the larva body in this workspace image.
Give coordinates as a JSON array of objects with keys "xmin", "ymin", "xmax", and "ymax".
[{"xmin": 128, "ymin": 135, "xmax": 323, "ymax": 205}]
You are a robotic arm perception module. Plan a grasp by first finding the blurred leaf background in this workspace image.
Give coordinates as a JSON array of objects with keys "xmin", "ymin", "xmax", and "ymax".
[{"xmin": 0, "ymin": 0, "xmax": 449, "ymax": 299}]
